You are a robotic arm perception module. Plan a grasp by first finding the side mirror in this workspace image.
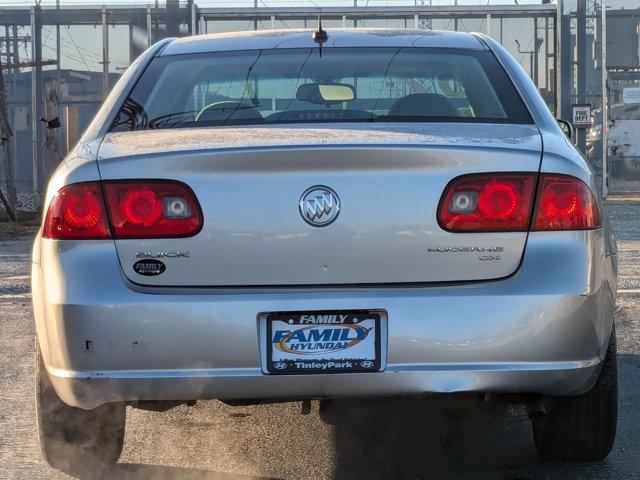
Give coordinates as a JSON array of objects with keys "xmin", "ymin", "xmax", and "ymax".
[{"xmin": 557, "ymin": 119, "xmax": 574, "ymax": 142}]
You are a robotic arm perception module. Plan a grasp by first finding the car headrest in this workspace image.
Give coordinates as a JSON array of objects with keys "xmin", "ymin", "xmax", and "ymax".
[{"xmin": 388, "ymin": 93, "xmax": 458, "ymax": 118}]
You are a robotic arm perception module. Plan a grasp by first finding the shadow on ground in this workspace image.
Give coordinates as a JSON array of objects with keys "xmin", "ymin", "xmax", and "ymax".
[
  {"xmin": 56, "ymin": 355, "xmax": 639, "ymax": 480},
  {"xmin": 330, "ymin": 354, "xmax": 638, "ymax": 480},
  {"xmin": 331, "ymin": 395, "xmax": 543, "ymax": 480}
]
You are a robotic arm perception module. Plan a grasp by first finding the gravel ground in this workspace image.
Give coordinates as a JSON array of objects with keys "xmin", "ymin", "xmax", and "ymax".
[
  {"xmin": 1, "ymin": 202, "xmax": 639, "ymax": 480},
  {"xmin": 607, "ymin": 201, "xmax": 640, "ymax": 291}
]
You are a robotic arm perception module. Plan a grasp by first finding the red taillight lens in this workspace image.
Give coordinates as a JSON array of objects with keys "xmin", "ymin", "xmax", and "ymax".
[
  {"xmin": 119, "ymin": 188, "xmax": 163, "ymax": 227},
  {"xmin": 438, "ymin": 172, "xmax": 601, "ymax": 232},
  {"xmin": 532, "ymin": 174, "xmax": 601, "ymax": 230},
  {"xmin": 43, "ymin": 182, "xmax": 111, "ymax": 239},
  {"xmin": 438, "ymin": 173, "xmax": 537, "ymax": 232},
  {"xmin": 43, "ymin": 180, "xmax": 202, "ymax": 239},
  {"xmin": 103, "ymin": 180, "xmax": 202, "ymax": 238}
]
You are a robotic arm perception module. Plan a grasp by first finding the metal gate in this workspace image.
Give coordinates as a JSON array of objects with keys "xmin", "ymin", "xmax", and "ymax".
[
  {"xmin": 0, "ymin": 2, "xmax": 558, "ymax": 203},
  {"xmin": 605, "ymin": 69, "xmax": 640, "ymax": 195}
]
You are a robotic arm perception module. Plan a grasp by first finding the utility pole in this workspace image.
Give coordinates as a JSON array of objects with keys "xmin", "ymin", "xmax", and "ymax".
[
  {"xmin": 3, "ymin": 27, "xmax": 10, "ymax": 69},
  {"xmin": 559, "ymin": 0, "xmax": 571, "ymax": 120},
  {"xmin": 102, "ymin": 6, "xmax": 109, "ymax": 98},
  {"xmin": 533, "ymin": 17, "xmax": 539, "ymax": 87},
  {"xmin": 31, "ymin": 4, "xmax": 44, "ymax": 194},
  {"xmin": 56, "ymin": 0, "xmax": 61, "ymax": 91},
  {"xmin": 0, "ymin": 52, "xmax": 17, "ymax": 221},
  {"xmin": 576, "ymin": 0, "xmax": 588, "ymax": 154},
  {"xmin": 11, "ymin": 26, "xmax": 19, "ymax": 68}
]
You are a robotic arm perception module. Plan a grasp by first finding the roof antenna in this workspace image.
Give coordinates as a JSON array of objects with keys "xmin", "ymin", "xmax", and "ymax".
[{"xmin": 312, "ymin": 15, "xmax": 328, "ymax": 55}]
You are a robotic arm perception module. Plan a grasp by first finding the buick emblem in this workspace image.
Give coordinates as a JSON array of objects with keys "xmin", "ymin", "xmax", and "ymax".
[{"xmin": 299, "ymin": 186, "xmax": 340, "ymax": 227}]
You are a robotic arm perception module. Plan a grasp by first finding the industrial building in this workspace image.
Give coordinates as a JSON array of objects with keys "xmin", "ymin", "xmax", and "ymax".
[{"xmin": 0, "ymin": 0, "xmax": 639, "ymax": 215}]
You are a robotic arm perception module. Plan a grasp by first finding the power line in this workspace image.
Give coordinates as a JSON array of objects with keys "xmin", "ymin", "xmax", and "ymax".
[{"xmin": 64, "ymin": 26, "xmax": 91, "ymax": 71}]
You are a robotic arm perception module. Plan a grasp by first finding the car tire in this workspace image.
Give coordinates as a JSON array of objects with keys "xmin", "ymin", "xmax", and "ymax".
[
  {"xmin": 35, "ymin": 342, "xmax": 126, "ymax": 475},
  {"xmin": 532, "ymin": 327, "xmax": 618, "ymax": 462}
]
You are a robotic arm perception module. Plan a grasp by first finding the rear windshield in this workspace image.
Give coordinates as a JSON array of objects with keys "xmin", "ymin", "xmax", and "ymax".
[{"xmin": 110, "ymin": 47, "xmax": 532, "ymax": 132}]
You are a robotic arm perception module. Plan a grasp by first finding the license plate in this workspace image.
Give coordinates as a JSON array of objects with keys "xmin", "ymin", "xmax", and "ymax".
[{"xmin": 265, "ymin": 311, "xmax": 382, "ymax": 374}]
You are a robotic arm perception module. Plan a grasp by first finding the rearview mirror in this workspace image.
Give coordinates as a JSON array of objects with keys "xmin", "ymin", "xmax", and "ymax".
[
  {"xmin": 557, "ymin": 119, "xmax": 574, "ymax": 142},
  {"xmin": 296, "ymin": 83, "xmax": 355, "ymax": 105}
]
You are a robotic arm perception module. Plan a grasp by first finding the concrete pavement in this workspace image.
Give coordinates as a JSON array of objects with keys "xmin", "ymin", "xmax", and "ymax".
[{"xmin": 1, "ymin": 203, "xmax": 639, "ymax": 480}]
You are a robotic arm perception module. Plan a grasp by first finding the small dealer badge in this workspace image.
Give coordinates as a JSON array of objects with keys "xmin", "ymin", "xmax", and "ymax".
[{"xmin": 133, "ymin": 259, "xmax": 166, "ymax": 276}]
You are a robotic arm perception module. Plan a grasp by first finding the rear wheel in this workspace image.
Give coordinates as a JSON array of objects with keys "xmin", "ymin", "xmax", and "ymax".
[
  {"xmin": 532, "ymin": 328, "xmax": 618, "ymax": 462},
  {"xmin": 35, "ymin": 343, "xmax": 126, "ymax": 475}
]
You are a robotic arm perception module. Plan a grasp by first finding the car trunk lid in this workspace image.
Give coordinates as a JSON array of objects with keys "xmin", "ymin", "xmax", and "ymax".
[{"xmin": 97, "ymin": 123, "xmax": 542, "ymax": 286}]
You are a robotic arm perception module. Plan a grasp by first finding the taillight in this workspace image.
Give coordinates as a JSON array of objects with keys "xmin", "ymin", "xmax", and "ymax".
[
  {"xmin": 438, "ymin": 172, "xmax": 601, "ymax": 232},
  {"xmin": 103, "ymin": 181, "xmax": 202, "ymax": 238},
  {"xmin": 438, "ymin": 173, "xmax": 537, "ymax": 232},
  {"xmin": 43, "ymin": 182, "xmax": 111, "ymax": 239},
  {"xmin": 43, "ymin": 180, "xmax": 202, "ymax": 239},
  {"xmin": 531, "ymin": 174, "xmax": 600, "ymax": 230}
]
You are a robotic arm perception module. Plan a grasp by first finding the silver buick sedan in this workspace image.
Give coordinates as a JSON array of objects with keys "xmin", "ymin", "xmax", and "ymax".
[{"xmin": 32, "ymin": 29, "xmax": 618, "ymax": 472}]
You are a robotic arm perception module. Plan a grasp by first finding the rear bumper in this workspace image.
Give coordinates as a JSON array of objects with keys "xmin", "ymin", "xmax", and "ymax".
[
  {"xmin": 32, "ymin": 230, "xmax": 617, "ymax": 410},
  {"xmin": 49, "ymin": 361, "xmax": 601, "ymax": 410}
]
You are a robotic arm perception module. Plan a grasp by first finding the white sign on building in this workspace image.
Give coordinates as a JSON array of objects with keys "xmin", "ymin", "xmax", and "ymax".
[
  {"xmin": 572, "ymin": 104, "xmax": 591, "ymax": 128},
  {"xmin": 622, "ymin": 87, "xmax": 640, "ymax": 104}
]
